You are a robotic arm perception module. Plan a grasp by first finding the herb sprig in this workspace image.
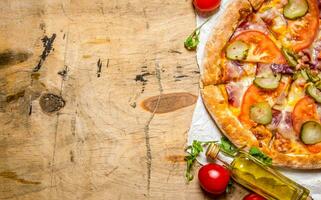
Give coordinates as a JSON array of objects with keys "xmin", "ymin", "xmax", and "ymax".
[
  {"xmin": 185, "ymin": 140, "xmax": 216, "ymax": 181},
  {"xmin": 184, "ymin": 17, "xmax": 212, "ymax": 50},
  {"xmin": 219, "ymin": 137, "xmax": 238, "ymax": 157},
  {"xmin": 249, "ymin": 147, "xmax": 272, "ymax": 166}
]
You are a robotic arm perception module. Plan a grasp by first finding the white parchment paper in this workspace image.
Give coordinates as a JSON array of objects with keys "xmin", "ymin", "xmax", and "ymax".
[{"xmin": 188, "ymin": 0, "xmax": 321, "ymax": 198}]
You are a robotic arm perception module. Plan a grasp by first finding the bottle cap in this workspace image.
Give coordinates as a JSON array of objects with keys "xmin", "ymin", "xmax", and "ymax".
[{"xmin": 206, "ymin": 143, "xmax": 220, "ymax": 160}]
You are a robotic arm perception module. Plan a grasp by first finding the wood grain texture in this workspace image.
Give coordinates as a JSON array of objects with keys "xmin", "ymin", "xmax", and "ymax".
[{"xmin": 0, "ymin": 0, "xmax": 248, "ymax": 199}]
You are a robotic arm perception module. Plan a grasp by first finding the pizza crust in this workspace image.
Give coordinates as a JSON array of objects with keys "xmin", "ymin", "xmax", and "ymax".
[{"xmin": 201, "ymin": 0, "xmax": 252, "ymax": 86}]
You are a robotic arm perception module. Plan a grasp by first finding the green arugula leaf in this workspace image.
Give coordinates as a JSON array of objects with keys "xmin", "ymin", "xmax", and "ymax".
[
  {"xmin": 249, "ymin": 147, "xmax": 272, "ymax": 166},
  {"xmin": 219, "ymin": 137, "xmax": 238, "ymax": 157},
  {"xmin": 225, "ymin": 179, "xmax": 234, "ymax": 193},
  {"xmin": 184, "ymin": 17, "xmax": 212, "ymax": 51},
  {"xmin": 185, "ymin": 140, "xmax": 204, "ymax": 181},
  {"xmin": 185, "ymin": 140, "xmax": 217, "ymax": 182},
  {"xmin": 184, "ymin": 29, "xmax": 200, "ymax": 51}
]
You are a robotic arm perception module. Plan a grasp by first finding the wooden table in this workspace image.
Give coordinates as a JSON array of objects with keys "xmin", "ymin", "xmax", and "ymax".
[{"xmin": 0, "ymin": 1, "xmax": 248, "ymax": 199}]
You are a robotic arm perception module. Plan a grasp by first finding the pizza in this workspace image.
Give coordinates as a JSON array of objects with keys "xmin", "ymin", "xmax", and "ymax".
[{"xmin": 201, "ymin": 0, "xmax": 321, "ymax": 168}]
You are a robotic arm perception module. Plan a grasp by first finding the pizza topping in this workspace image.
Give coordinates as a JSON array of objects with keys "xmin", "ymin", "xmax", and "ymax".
[
  {"xmin": 250, "ymin": 102, "xmax": 273, "ymax": 125},
  {"xmin": 300, "ymin": 121, "xmax": 321, "ymax": 144},
  {"xmin": 240, "ymin": 84, "xmax": 285, "ymax": 127},
  {"xmin": 250, "ymin": 126, "xmax": 273, "ymax": 148},
  {"xmin": 305, "ymin": 69, "xmax": 320, "ymax": 82},
  {"xmin": 270, "ymin": 63, "xmax": 294, "ymax": 74},
  {"xmin": 254, "ymin": 63, "xmax": 282, "ymax": 90},
  {"xmin": 268, "ymin": 109, "xmax": 283, "ymax": 130},
  {"xmin": 281, "ymin": 48, "xmax": 299, "ymax": 67},
  {"xmin": 226, "ymin": 40, "xmax": 250, "ymax": 61},
  {"xmin": 226, "ymin": 82, "xmax": 247, "ymax": 107},
  {"xmin": 298, "ymin": 69, "xmax": 309, "ymax": 80},
  {"xmin": 236, "ymin": 14, "xmax": 271, "ymax": 36},
  {"xmin": 259, "ymin": 0, "xmax": 319, "ymax": 52},
  {"xmin": 225, "ymin": 60, "xmax": 245, "ymax": 80},
  {"xmin": 273, "ymin": 132, "xmax": 293, "ymax": 153},
  {"xmin": 292, "ymin": 96, "xmax": 318, "ymax": 134},
  {"xmin": 285, "ymin": 0, "xmax": 319, "ymax": 51},
  {"xmin": 306, "ymin": 83, "xmax": 321, "ymax": 103},
  {"xmin": 283, "ymin": 0, "xmax": 309, "ymax": 19},
  {"xmin": 227, "ymin": 31, "xmax": 286, "ymax": 64},
  {"xmin": 276, "ymin": 111, "xmax": 297, "ymax": 139},
  {"xmin": 306, "ymin": 143, "xmax": 321, "ymax": 153},
  {"xmin": 258, "ymin": 7, "xmax": 288, "ymax": 37},
  {"xmin": 288, "ymin": 75, "xmax": 306, "ymax": 105},
  {"xmin": 254, "ymin": 73, "xmax": 281, "ymax": 90}
]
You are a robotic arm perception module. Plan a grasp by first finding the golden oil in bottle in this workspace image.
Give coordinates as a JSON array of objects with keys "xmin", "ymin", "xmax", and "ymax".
[{"xmin": 206, "ymin": 143, "xmax": 310, "ymax": 200}]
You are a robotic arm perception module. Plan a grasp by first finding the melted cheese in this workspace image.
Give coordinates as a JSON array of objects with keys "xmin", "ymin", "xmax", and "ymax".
[{"xmin": 288, "ymin": 79, "xmax": 306, "ymax": 107}]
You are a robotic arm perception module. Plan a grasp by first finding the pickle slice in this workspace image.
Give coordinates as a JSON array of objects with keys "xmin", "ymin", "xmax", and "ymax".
[
  {"xmin": 300, "ymin": 69, "xmax": 309, "ymax": 80},
  {"xmin": 226, "ymin": 40, "xmax": 249, "ymax": 60},
  {"xmin": 306, "ymin": 70, "xmax": 320, "ymax": 83},
  {"xmin": 283, "ymin": 0, "xmax": 309, "ymax": 20},
  {"xmin": 306, "ymin": 84, "xmax": 321, "ymax": 103},
  {"xmin": 301, "ymin": 121, "xmax": 321, "ymax": 144},
  {"xmin": 315, "ymin": 81, "xmax": 321, "ymax": 90},
  {"xmin": 250, "ymin": 102, "xmax": 272, "ymax": 125},
  {"xmin": 254, "ymin": 73, "xmax": 281, "ymax": 90},
  {"xmin": 281, "ymin": 48, "xmax": 298, "ymax": 67}
]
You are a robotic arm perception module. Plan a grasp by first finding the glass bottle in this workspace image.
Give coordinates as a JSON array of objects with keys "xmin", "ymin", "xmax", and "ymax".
[{"xmin": 206, "ymin": 143, "xmax": 311, "ymax": 200}]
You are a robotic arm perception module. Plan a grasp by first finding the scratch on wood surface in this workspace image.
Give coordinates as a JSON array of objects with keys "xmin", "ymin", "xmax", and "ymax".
[
  {"xmin": 106, "ymin": 58, "xmax": 110, "ymax": 70},
  {"xmin": 60, "ymin": 3, "xmax": 74, "ymax": 22},
  {"xmin": 168, "ymin": 49, "xmax": 182, "ymax": 54},
  {"xmin": 50, "ymin": 113, "xmax": 60, "ymax": 188},
  {"xmin": 50, "ymin": 29, "xmax": 69, "ymax": 190},
  {"xmin": 0, "ymin": 171, "xmax": 41, "ymax": 185},
  {"xmin": 105, "ymin": 166, "xmax": 119, "ymax": 177},
  {"xmin": 143, "ymin": 62, "xmax": 163, "ymax": 195}
]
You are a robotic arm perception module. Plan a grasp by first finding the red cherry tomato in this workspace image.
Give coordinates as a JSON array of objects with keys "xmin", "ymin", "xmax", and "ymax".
[
  {"xmin": 198, "ymin": 163, "xmax": 230, "ymax": 195},
  {"xmin": 243, "ymin": 193, "xmax": 266, "ymax": 200},
  {"xmin": 193, "ymin": 0, "xmax": 221, "ymax": 16}
]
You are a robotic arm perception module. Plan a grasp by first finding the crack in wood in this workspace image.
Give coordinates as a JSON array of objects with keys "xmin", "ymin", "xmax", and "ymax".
[
  {"xmin": 57, "ymin": 65, "xmax": 69, "ymax": 79},
  {"xmin": 33, "ymin": 34, "xmax": 56, "ymax": 72},
  {"xmin": 143, "ymin": 62, "xmax": 163, "ymax": 195},
  {"xmin": 28, "ymin": 103, "xmax": 32, "ymax": 115},
  {"xmin": 97, "ymin": 59, "xmax": 102, "ymax": 77},
  {"xmin": 50, "ymin": 30, "xmax": 69, "ymax": 190}
]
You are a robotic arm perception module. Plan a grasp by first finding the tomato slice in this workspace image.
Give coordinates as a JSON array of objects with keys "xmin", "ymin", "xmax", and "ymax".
[
  {"xmin": 285, "ymin": 0, "xmax": 319, "ymax": 51},
  {"xmin": 239, "ymin": 83, "xmax": 285, "ymax": 128},
  {"xmin": 306, "ymin": 143, "xmax": 321, "ymax": 153},
  {"xmin": 292, "ymin": 96, "xmax": 318, "ymax": 135},
  {"xmin": 230, "ymin": 30, "xmax": 286, "ymax": 64}
]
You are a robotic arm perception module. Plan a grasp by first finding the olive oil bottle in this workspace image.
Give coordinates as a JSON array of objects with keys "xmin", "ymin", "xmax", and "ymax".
[{"xmin": 206, "ymin": 143, "xmax": 311, "ymax": 200}]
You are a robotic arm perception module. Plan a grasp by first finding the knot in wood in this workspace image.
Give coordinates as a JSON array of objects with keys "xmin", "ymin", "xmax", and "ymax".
[{"xmin": 39, "ymin": 93, "xmax": 65, "ymax": 113}]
